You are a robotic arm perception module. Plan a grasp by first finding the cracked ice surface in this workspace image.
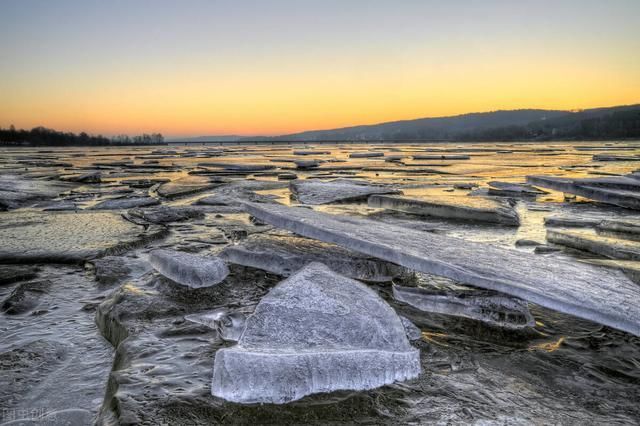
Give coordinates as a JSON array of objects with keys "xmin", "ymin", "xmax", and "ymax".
[
  {"xmin": 211, "ymin": 262, "xmax": 420, "ymax": 404},
  {"xmin": 243, "ymin": 201, "xmax": 640, "ymax": 336}
]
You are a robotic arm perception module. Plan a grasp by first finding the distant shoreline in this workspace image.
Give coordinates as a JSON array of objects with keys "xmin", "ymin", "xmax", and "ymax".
[{"xmin": 2, "ymin": 138, "xmax": 640, "ymax": 148}]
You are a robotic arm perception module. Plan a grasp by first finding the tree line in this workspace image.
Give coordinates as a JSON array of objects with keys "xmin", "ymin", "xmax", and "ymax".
[{"xmin": 0, "ymin": 126, "xmax": 165, "ymax": 146}]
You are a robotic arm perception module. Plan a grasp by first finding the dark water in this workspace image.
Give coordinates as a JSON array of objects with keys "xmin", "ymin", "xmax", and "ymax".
[{"xmin": 1, "ymin": 141, "xmax": 640, "ymax": 425}]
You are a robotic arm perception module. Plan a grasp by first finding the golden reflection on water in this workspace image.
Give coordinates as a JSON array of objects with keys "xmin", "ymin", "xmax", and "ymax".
[
  {"xmin": 421, "ymin": 331, "xmax": 450, "ymax": 347},
  {"xmin": 528, "ymin": 336, "xmax": 565, "ymax": 352}
]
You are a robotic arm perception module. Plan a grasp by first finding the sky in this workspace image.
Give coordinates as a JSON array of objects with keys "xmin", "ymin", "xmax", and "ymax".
[{"xmin": 1, "ymin": 0, "xmax": 639, "ymax": 137}]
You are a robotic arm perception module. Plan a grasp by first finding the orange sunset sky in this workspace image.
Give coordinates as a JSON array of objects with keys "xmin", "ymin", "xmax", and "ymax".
[{"xmin": 1, "ymin": 1, "xmax": 639, "ymax": 137}]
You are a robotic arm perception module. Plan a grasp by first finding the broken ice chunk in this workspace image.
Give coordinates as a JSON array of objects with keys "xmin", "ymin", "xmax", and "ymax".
[
  {"xmin": 220, "ymin": 233, "xmax": 406, "ymax": 282},
  {"xmin": 185, "ymin": 308, "xmax": 246, "ymax": 342},
  {"xmin": 393, "ymin": 285, "xmax": 535, "ymax": 330},
  {"xmin": 211, "ymin": 262, "xmax": 420, "ymax": 404},
  {"xmin": 149, "ymin": 249, "xmax": 229, "ymax": 288}
]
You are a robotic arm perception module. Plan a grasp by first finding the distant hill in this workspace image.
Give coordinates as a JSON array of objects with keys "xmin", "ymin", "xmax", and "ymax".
[
  {"xmin": 236, "ymin": 104, "xmax": 640, "ymax": 142},
  {"xmin": 268, "ymin": 109, "xmax": 566, "ymax": 141},
  {"xmin": 167, "ymin": 135, "xmax": 244, "ymax": 143},
  {"xmin": 163, "ymin": 104, "xmax": 640, "ymax": 143}
]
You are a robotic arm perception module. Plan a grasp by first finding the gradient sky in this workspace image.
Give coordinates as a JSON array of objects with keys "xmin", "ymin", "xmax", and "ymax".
[{"xmin": 1, "ymin": 0, "xmax": 639, "ymax": 137}]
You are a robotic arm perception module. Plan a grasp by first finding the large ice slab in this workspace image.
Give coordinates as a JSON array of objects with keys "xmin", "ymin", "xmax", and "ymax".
[
  {"xmin": 368, "ymin": 194, "xmax": 520, "ymax": 226},
  {"xmin": 149, "ymin": 249, "xmax": 229, "ymax": 288},
  {"xmin": 527, "ymin": 175, "xmax": 640, "ymax": 209},
  {"xmin": 220, "ymin": 233, "xmax": 406, "ymax": 281},
  {"xmin": 393, "ymin": 285, "xmax": 534, "ymax": 330},
  {"xmin": 242, "ymin": 201, "xmax": 640, "ymax": 336},
  {"xmin": 0, "ymin": 211, "xmax": 166, "ymax": 263},
  {"xmin": 290, "ymin": 179, "xmax": 400, "ymax": 205},
  {"xmin": 211, "ymin": 262, "xmax": 420, "ymax": 404}
]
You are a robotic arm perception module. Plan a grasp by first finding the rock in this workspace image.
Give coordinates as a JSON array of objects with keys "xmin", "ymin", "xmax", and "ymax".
[
  {"xmin": 185, "ymin": 308, "xmax": 247, "ymax": 342},
  {"xmin": 90, "ymin": 196, "xmax": 159, "ymax": 210},
  {"xmin": 220, "ymin": 234, "xmax": 406, "ymax": 282},
  {"xmin": 547, "ymin": 230, "xmax": 640, "ymax": 261},
  {"xmin": 157, "ymin": 176, "xmax": 218, "ymax": 198},
  {"xmin": 393, "ymin": 285, "xmax": 535, "ymax": 330},
  {"xmin": 1, "ymin": 280, "xmax": 51, "ymax": 314},
  {"xmin": 127, "ymin": 205, "xmax": 205, "ymax": 224},
  {"xmin": 527, "ymin": 175, "xmax": 640, "ymax": 210},
  {"xmin": 0, "ymin": 211, "xmax": 166, "ymax": 263},
  {"xmin": 290, "ymin": 179, "xmax": 401, "ymax": 205},
  {"xmin": 412, "ymin": 154, "xmax": 470, "ymax": 160},
  {"xmin": 211, "ymin": 262, "xmax": 420, "ymax": 404},
  {"xmin": 0, "ymin": 174, "xmax": 76, "ymax": 210},
  {"xmin": 368, "ymin": 194, "xmax": 520, "ymax": 226},
  {"xmin": 149, "ymin": 249, "xmax": 229, "ymax": 288},
  {"xmin": 243, "ymin": 201, "xmax": 640, "ymax": 336},
  {"xmin": 349, "ymin": 152, "xmax": 384, "ymax": 158}
]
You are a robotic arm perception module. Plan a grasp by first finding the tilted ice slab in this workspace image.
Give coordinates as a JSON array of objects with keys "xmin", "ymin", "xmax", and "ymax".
[
  {"xmin": 598, "ymin": 219, "xmax": 640, "ymax": 235},
  {"xmin": 488, "ymin": 181, "xmax": 548, "ymax": 195},
  {"xmin": 149, "ymin": 249, "xmax": 229, "ymax": 288},
  {"xmin": 368, "ymin": 194, "xmax": 520, "ymax": 226},
  {"xmin": 527, "ymin": 175, "xmax": 640, "ymax": 210},
  {"xmin": 220, "ymin": 233, "xmax": 406, "ymax": 281},
  {"xmin": 242, "ymin": 201, "xmax": 640, "ymax": 336},
  {"xmin": 393, "ymin": 285, "xmax": 535, "ymax": 330},
  {"xmin": 547, "ymin": 230, "xmax": 640, "ymax": 261},
  {"xmin": 290, "ymin": 179, "xmax": 400, "ymax": 205},
  {"xmin": 157, "ymin": 176, "xmax": 218, "ymax": 198},
  {"xmin": 90, "ymin": 196, "xmax": 159, "ymax": 210},
  {"xmin": 211, "ymin": 262, "xmax": 420, "ymax": 404}
]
